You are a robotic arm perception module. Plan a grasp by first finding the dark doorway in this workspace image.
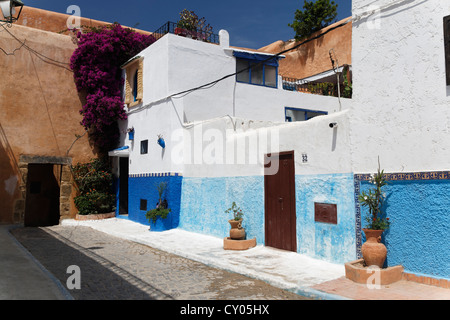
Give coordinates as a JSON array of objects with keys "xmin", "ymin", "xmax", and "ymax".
[
  {"xmin": 264, "ymin": 151, "xmax": 296, "ymax": 252},
  {"xmin": 118, "ymin": 157, "xmax": 129, "ymax": 215},
  {"xmin": 24, "ymin": 164, "xmax": 60, "ymax": 227}
]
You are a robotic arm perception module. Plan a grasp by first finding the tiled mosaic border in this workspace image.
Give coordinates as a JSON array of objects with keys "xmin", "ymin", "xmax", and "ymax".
[
  {"xmin": 129, "ymin": 172, "xmax": 182, "ymax": 178},
  {"xmin": 353, "ymin": 170, "xmax": 450, "ymax": 258}
]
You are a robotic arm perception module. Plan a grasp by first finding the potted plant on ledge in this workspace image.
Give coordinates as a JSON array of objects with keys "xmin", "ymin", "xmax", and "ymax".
[
  {"xmin": 225, "ymin": 202, "xmax": 245, "ymax": 240},
  {"xmin": 146, "ymin": 182, "xmax": 171, "ymax": 231},
  {"xmin": 358, "ymin": 162, "xmax": 390, "ymax": 268}
]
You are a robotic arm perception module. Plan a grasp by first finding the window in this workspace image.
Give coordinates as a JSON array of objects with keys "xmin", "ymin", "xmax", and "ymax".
[
  {"xmin": 234, "ymin": 51, "xmax": 280, "ymax": 88},
  {"xmin": 140, "ymin": 199, "xmax": 147, "ymax": 211},
  {"xmin": 285, "ymin": 107, "xmax": 327, "ymax": 122},
  {"xmin": 133, "ymin": 70, "xmax": 139, "ymax": 102},
  {"xmin": 444, "ymin": 15, "xmax": 450, "ymax": 86},
  {"xmin": 140, "ymin": 140, "xmax": 148, "ymax": 154},
  {"xmin": 123, "ymin": 57, "xmax": 143, "ymax": 107}
]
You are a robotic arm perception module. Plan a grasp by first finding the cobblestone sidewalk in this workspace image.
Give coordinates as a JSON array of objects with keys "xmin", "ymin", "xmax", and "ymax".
[{"xmin": 11, "ymin": 225, "xmax": 309, "ymax": 300}]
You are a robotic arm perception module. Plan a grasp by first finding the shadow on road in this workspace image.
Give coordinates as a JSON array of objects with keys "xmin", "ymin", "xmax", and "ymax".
[{"xmin": 11, "ymin": 227, "xmax": 173, "ymax": 300}]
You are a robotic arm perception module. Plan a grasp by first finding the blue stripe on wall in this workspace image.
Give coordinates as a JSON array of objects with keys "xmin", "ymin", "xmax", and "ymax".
[
  {"xmin": 179, "ymin": 176, "xmax": 265, "ymax": 241},
  {"xmin": 295, "ymin": 173, "xmax": 356, "ymax": 264},
  {"xmin": 179, "ymin": 173, "xmax": 356, "ymax": 264},
  {"xmin": 128, "ymin": 175, "xmax": 182, "ymax": 227},
  {"xmin": 359, "ymin": 178, "xmax": 450, "ymax": 279}
]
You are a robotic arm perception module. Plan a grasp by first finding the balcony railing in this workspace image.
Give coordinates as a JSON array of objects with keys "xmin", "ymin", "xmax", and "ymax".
[
  {"xmin": 282, "ymin": 76, "xmax": 352, "ymax": 98},
  {"xmin": 152, "ymin": 21, "xmax": 220, "ymax": 44}
]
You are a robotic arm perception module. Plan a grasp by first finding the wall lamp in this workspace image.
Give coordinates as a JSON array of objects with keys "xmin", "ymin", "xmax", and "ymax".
[{"xmin": 0, "ymin": 0, "xmax": 24, "ymax": 24}]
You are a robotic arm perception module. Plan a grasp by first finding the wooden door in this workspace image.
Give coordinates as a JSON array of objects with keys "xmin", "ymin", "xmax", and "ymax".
[{"xmin": 264, "ymin": 151, "xmax": 296, "ymax": 252}]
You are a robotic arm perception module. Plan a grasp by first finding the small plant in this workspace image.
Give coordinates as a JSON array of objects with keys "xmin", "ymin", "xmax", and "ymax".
[
  {"xmin": 146, "ymin": 182, "xmax": 171, "ymax": 223},
  {"xmin": 342, "ymin": 65, "xmax": 352, "ymax": 98},
  {"xmin": 177, "ymin": 9, "xmax": 213, "ymax": 34},
  {"xmin": 72, "ymin": 157, "xmax": 116, "ymax": 215},
  {"xmin": 358, "ymin": 159, "xmax": 390, "ymax": 230},
  {"xmin": 308, "ymin": 82, "xmax": 335, "ymax": 96},
  {"xmin": 225, "ymin": 202, "xmax": 244, "ymax": 221}
]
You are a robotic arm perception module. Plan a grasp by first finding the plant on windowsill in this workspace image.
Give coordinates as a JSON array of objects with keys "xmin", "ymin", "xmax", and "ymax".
[
  {"xmin": 358, "ymin": 158, "xmax": 391, "ymax": 268},
  {"xmin": 146, "ymin": 182, "xmax": 171, "ymax": 225},
  {"xmin": 224, "ymin": 202, "xmax": 245, "ymax": 240}
]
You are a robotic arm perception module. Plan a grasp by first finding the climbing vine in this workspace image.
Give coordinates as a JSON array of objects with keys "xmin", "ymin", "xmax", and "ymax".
[{"xmin": 70, "ymin": 23, "xmax": 155, "ymax": 152}]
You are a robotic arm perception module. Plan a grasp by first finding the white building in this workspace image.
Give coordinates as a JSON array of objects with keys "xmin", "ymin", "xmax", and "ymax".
[{"xmin": 109, "ymin": 0, "xmax": 449, "ymax": 282}]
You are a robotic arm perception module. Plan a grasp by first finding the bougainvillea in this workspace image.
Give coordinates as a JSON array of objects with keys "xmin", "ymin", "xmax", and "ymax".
[{"xmin": 70, "ymin": 23, "xmax": 155, "ymax": 151}]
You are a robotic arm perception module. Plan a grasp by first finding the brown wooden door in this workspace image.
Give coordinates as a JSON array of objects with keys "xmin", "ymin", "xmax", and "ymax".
[{"xmin": 264, "ymin": 151, "xmax": 296, "ymax": 252}]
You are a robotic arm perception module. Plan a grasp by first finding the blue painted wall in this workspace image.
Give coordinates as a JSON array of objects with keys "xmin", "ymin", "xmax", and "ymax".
[
  {"xmin": 179, "ymin": 173, "xmax": 356, "ymax": 264},
  {"xmin": 127, "ymin": 175, "xmax": 182, "ymax": 227},
  {"xmin": 179, "ymin": 176, "xmax": 265, "ymax": 242},
  {"xmin": 295, "ymin": 173, "xmax": 356, "ymax": 264},
  {"xmin": 359, "ymin": 178, "xmax": 450, "ymax": 279}
]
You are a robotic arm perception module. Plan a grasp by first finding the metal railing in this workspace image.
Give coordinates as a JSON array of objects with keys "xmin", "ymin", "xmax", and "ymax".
[
  {"xmin": 282, "ymin": 76, "xmax": 351, "ymax": 98},
  {"xmin": 152, "ymin": 21, "xmax": 219, "ymax": 44}
]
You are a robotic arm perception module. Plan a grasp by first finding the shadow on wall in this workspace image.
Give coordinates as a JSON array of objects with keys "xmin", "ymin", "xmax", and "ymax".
[{"xmin": 0, "ymin": 122, "xmax": 21, "ymax": 224}]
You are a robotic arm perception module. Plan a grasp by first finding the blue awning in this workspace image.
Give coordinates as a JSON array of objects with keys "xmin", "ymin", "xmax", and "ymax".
[
  {"xmin": 108, "ymin": 146, "xmax": 129, "ymax": 157},
  {"xmin": 233, "ymin": 50, "xmax": 282, "ymax": 67}
]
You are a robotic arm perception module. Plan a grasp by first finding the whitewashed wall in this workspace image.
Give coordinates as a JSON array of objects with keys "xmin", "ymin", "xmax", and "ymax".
[
  {"xmin": 181, "ymin": 110, "xmax": 352, "ymax": 178},
  {"xmin": 120, "ymin": 33, "xmax": 351, "ymax": 175},
  {"xmin": 350, "ymin": 0, "xmax": 450, "ymax": 173}
]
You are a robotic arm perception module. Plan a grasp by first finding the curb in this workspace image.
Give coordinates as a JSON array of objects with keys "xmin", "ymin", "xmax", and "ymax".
[{"xmin": 6, "ymin": 225, "xmax": 74, "ymax": 300}]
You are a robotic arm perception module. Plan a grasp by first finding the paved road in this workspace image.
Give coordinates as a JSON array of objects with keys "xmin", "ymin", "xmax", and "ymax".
[{"xmin": 11, "ymin": 225, "xmax": 309, "ymax": 300}]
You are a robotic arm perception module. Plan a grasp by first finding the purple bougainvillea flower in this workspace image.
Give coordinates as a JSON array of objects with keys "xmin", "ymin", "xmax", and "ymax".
[{"xmin": 70, "ymin": 23, "xmax": 156, "ymax": 150}]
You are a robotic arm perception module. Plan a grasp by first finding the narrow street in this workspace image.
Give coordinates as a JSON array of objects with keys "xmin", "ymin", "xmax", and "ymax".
[{"xmin": 11, "ymin": 225, "xmax": 309, "ymax": 300}]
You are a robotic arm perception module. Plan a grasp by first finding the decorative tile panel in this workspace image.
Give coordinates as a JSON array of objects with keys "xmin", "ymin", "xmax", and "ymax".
[
  {"xmin": 353, "ymin": 170, "xmax": 450, "ymax": 258},
  {"xmin": 129, "ymin": 172, "xmax": 182, "ymax": 178}
]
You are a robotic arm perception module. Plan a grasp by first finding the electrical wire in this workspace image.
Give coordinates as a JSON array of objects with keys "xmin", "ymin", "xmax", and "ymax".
[
  {"xmin": 0, "ymin": 23, "xmax": 72, "ymax": 71},
  {"xmin": 128, "ymin": 17, "xmax": 353, "ymax": 116},
  {"xmin": 169, "ymin": 17, "xmax": 352, "ymax": 99}
]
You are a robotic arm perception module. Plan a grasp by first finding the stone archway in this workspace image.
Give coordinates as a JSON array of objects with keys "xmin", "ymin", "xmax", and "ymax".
[{"xmin": 15, "ymin": 155, "xmax": 73, "ymax": 225}]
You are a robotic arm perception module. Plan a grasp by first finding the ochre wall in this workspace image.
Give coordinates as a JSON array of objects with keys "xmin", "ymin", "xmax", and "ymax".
[
  {"xmin": 16, "ymin": 6, "xmax": 152, "ymax": 35},
  {"xmin": 0, "ymin": 7, "xmax": 153, "ymax": 224},
  {"xmin": 0, "ymin": 23, "xmax": 94, "ymax": 223},
  {"xmin": 258, "ymin": 18, "xmax": 352, "ymax": 79}
]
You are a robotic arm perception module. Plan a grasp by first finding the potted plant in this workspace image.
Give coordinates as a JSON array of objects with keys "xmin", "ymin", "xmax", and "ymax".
[
  {"xmin": 146, "ymin": 182, "xmax": 171, "ymax": 231},
  {"xmin": 224, "ymin": 202, "xmax": 245, "ymax": 240},
  {"xmin": 175, "ymin": 9, "xmax": 213, "ymax": 40},
  {"xmin": 358, "ymin": 160, "xmax": 390, "ymax": 267}
]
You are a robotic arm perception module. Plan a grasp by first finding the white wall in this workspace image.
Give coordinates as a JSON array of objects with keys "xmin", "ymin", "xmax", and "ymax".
[
  {"xmin": 122, "ymin": 33, "xmax": 352, "ymax": 175},
  {"xmin": 181, "ymin": 110, "xmax": 352, "ymax": 178},
  {"xmin": 350, "ymin": 0, "xmax": 450, "ymax": 173}
]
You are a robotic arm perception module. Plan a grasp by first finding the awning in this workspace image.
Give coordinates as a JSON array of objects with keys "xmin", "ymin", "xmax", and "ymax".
[
  {"xmin": 108, "ymin": 146, "xmax": 130, "ymax": 157},
  {"xmin": 232, "ymin": 49, "xmax": 284, "ymax": 67}
]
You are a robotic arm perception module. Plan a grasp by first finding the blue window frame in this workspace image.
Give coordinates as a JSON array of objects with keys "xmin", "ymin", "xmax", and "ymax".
[
  {"xmin": 233, "ymin": 51, "xmax": 280, "ymax": 88},
  {"xmin": 285, "ymin": 107, "xmax": 327, "ymax": 122}
]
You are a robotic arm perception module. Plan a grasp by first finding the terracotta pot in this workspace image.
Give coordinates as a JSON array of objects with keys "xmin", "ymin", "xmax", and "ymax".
[
  {"xmin": 229, "ymin": 219, "xmax": 245, "ymax": 240},
  {"xmin": 361, "ymin": 229, "xmax": 387, "ymax": 268}
]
